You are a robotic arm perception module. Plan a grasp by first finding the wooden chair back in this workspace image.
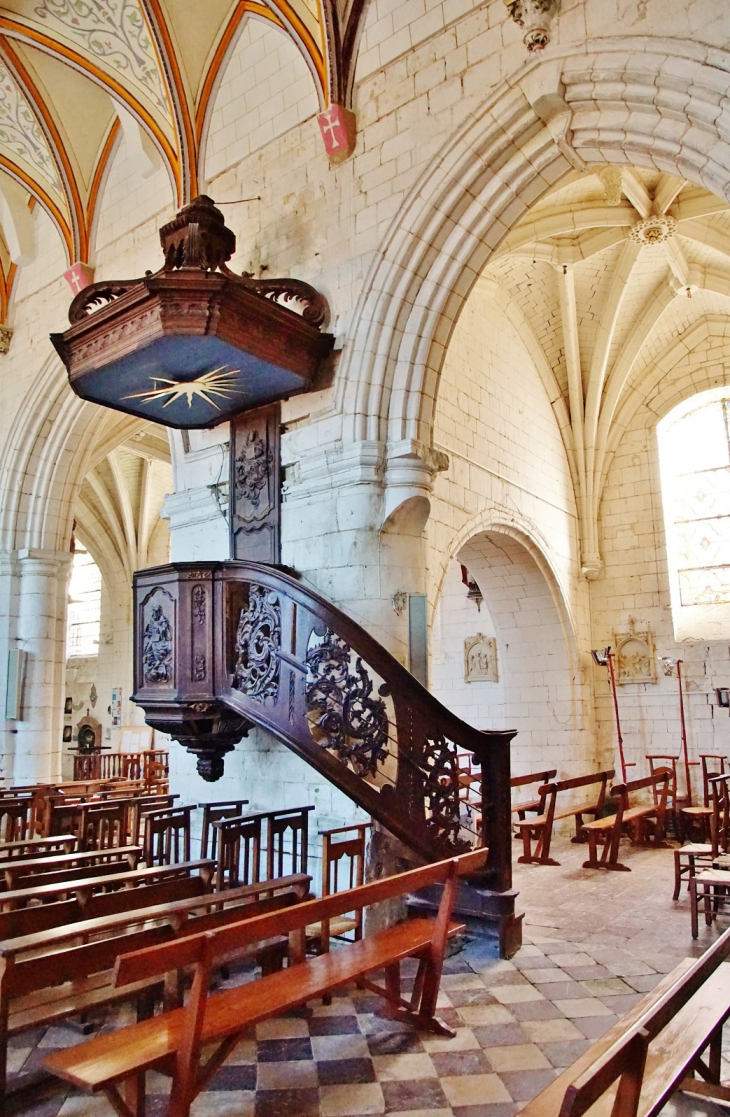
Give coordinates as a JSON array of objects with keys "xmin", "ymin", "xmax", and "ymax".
[
  {"xmin": 0, "ymin": 798, "xmax": 36, "ymax": 843},
  {"xmin": 144, "ymin": 750, "xmax": 170, "ymax": 791},
  {"xmin": 144, "ymin": 806, "xmax": 194, "ymax": 865},
  {"xmin": 701, "ymin": 753, "xmax": 728, "ymax": 806},
  {"xmin": 79, "ymin": 803, "xmax": 127, "ymax": 851},
  {"xmin": 708, "ymin": 773, "xmax": 730, "ymax": 855},
  {"xmin": 215, "ymin": 815, "xmax": 262, "ymax": 891},
  {"xmin": 266, "ymin": 806, "xmax": 314, "ymax": 880},
  {"xmin": 646, "ymin": 755, "xmax": 678, "ymax": 804},
  {"xmin": 320, "ymin": 823, "xmax": 370, "ymax": 940},
  {"xmin": 199, "ymin": 800, "xmax": 249, "ymax": 860}
]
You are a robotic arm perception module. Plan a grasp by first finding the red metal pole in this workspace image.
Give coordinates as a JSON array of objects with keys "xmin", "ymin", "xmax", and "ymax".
[
  {"xmin": 676, "ymin": 659, "xmax": 692, "ymax": 806},
  {"xmin": 607, "ymin": 653, "xmax": 632, "ymax": 782}
]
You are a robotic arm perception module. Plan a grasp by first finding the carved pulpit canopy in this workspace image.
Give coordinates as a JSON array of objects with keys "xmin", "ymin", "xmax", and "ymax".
[{"xmin": 51, "ymin": 196, "xmax": 334, "ymax": 429}]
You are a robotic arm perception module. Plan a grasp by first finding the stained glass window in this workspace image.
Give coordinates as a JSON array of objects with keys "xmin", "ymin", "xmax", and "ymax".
[{"xmin": 658, "ymin": 390, "xmax": 730, "ymax": 631}]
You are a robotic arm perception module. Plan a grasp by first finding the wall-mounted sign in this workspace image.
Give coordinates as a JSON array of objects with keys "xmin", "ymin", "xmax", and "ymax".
[{"xmin": 111, "ymin": 687, "xmax": 122, "ymax": 727}]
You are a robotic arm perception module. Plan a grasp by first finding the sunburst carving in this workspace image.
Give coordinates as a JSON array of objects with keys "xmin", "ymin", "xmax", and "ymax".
[{"xmin": 122, "ymin": 366, "xmax": 247, "ymax": 410}]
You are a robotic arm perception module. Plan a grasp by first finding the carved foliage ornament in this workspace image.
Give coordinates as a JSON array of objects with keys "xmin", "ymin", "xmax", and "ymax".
[
  {"xmin": 232, "ymin": 585, "xmax": 281, "ymax": 703},
  {"xmin": 0, "ymin": 61, "xmax": 59, "ymax": 186},
  {"xmin": 505, "ymin": 0, "xmax": 559, "ymax": 51},
  {"xmin": 305, "ymin": 630, "xmax": 390, "ymax": 779},
  {"xmin": 235, "ymin": 430, "xmax": 273, "ymax": 508},
  {"xmin": 142, "ymin": 603, "xmax": 173, "ymax": 685}
]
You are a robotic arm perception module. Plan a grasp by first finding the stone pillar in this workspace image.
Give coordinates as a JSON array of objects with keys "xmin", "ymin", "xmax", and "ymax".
[
  {"xmin": 14, "ymin": 548, "xmax": 72, "ymax": 784},
  {"xmin": 0, "ymin": 552, "xmax": 19, "ymax": 781}
]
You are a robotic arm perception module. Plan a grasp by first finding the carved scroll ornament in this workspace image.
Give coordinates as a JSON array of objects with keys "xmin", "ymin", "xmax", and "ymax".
[
  {"xmin": 305, "ymin": 631, "xmax": 390, "ymax": 779},
  {"xmin": 232, "ymin": 586, "xmax": 281, "ymax": 702}
]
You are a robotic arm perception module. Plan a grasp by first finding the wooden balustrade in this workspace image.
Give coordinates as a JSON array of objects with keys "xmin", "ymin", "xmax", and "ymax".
[{"xmin": 72, "ymin": 751, "xmax": 169, "ymax": 789}]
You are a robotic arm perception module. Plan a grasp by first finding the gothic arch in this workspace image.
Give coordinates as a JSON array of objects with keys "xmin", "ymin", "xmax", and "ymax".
[{"xmin": 339, "ymin": 40, "xmax": 730, "ymax": 454}]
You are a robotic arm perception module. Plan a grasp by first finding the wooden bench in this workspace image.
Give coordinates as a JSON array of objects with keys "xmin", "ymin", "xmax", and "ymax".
[
  {"xmin": 510, "ymin": 770, "xmax": 557, "ymax": 823},
  {"xmin": 515, "ymin": 770, "xmax": 615, "ymax": 866},
  {"xmin": 520, "ymin": 923, "xmax": 730, "ymax": 1117},
  {"xmin": 0, "ymin": 845, "xmax": 142, "ymax": 891},
  {"xmin": 44, "ymin": 849, "xmax": 487, "ymax": 1117},
  {"xmin": 0, "ymin": 875, "xmax": 310, "ymax": 1113},
  {"xmin": 0, "ymin": 837, "xmax": 77, "ymax": 862},
  {"xmin": 581, "ymin": 769, "xmax": 671, "ymax": 871},
  {"xmin": 0, "ymin": 859, "xmax": 215, "ymax": 912}
]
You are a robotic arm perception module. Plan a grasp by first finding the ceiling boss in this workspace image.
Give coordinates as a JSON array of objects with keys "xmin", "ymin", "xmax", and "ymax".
[{"xmin": 51, "ymin": 196, "xmax": 333, "ymax": 429}]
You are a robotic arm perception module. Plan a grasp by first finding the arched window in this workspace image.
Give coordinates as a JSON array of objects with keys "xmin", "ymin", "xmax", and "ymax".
[
  {"xmin": 658, "ymin": 387, "xmax": 730, "ymax": 641},
  {"xmin": 66, "ymin": 543, "xmax": 101, "ymax": 658}
]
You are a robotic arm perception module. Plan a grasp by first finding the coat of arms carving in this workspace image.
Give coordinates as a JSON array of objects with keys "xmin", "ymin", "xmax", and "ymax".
[{"xmin": 464, "ymin": 634, "xmax": 498, "ymax": 683}]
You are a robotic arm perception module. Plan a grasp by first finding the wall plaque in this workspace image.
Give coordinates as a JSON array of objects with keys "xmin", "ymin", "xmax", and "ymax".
[
  {"xmin": 230, "ymin": 403, "xmax": 280, "ymax": 563},
  {"xmin": 464, "ymin": 634, "xmax": 498, "ymax": 682},
  {"xmin": 614, "ymin": 625, "xmax": 657, "ymax": 685}
]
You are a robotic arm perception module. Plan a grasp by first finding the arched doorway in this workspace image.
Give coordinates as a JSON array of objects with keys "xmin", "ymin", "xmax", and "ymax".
[{"xmin": 432, "ymin": 529, "xmax": 581, "ymax": 778}]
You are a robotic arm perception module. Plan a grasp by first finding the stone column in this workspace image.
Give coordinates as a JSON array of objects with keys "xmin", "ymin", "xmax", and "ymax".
[
  {"xmin": 14, "ymin": 548, "xmax": 72, "ymax": 784},
  {"xmin": 0, "ymin": 552, "xmax": 19, "ymax": 781}
]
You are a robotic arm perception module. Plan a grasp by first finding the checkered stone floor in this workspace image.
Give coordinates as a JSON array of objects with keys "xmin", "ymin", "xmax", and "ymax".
[{"xmin": 8, "ymin": 837, "xmax": 727, "ymax": 1117}]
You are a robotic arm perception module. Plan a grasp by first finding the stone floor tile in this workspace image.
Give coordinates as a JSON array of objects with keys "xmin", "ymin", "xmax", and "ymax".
[
  {"xmin": 367, "ymin": 1031, "xmax": 426, "ymax": 1056},
  {"xmin": 574, "ymin": 1015, "xmax": 618, "ymax": 1040},
  {"xmin": 428, "ymin": 1050, "xmax": 492, "ymax": 1078},
  {"xmin": 458, "ymin": 1005, "xmax": 516, "ymax": 1027},
  {"xmin": 484, "ymin": 1044, "xmax": 551, "ymax": 1072},
  {"xmin": 440, "ymin": 1074, "xmax": 513, "ymax": 1108},
  {"xmin": 192, "ymin": 1094, "xmax": 255, "ymax": 1117},
  {"xmin": 545, "ymin": 953, "xmax": 595, "ymax": 968},
  {"xmin": 313, "ymin": 1034, "xmax": 372, "ymax": 1061},
  {"xmin": 257, "ymin": 1037, "xmax": 313, "ymax": 1062},
  {"xmin": 554, "ymin": 998, "xmax": 614, "ymax": 1018},
  {"xmin": 311, "ymin": 998, "xmax": 357, "ymax": 1017},
  {"xmin": 320, "ymin": 1082, "xmax": 385, "ymax": 1115},
  {"xmin": 255, "ymin": 1018, "xmax": 309, "ymax": 1041},
  {"xmin": 597, "ymin": 993, "xmax": 643, "ymax": 1014},
  {"xmin": 521, "ymin": 1018, "xmax": 584, "ymax": 1043},
  {"xmin": 579, "ymin": 977, "xmax": 634, "ymax": 996},
  {"xmin": 451, "ymin": 1105, "xmax": 517, "ymax": 1117},
  {"xmin": 224, "ymin": 1039, "xmax": 257, "ymax": 1064},
  {"xmin": 310, "ymin": 1014, "xmax": 363, "ymax": 1035},
  {"xmin": 538, "ymin": 1039, "xmax": 591, "ymax": 1068},
  {"xmin": 531, "ymin": 981, "xmax": 587, "ymax": 1000},
  {"xmin": 520, "ymin": 968, "xmax": 568, "ymax": 984},
  {"xmin": 254, "ymin": 1087, "xmax": 319, "ymax": 1116},
  {"xmin": 561, "ymin": 965, "xmax": 613, "ymax": 980},
  {"xmin": 421, "ymin": 1029, "xmax": 482, "ymax": 1053},
  {"xmin": 381, "ymin": 1079, "xmax": 449, "ymax": 1111},
  {"xmin": 447, "ymin": 988, "xmax": 498, "ymax": 1009},
  {"xmin": 471, "ymin": 1024, "xmax": 528, "ymax": 1049},
  {"xmin": 624, "ymin": 973, "xmax": 663, "ymax": 993},
  {"xmin": 317, "ymin": 1058, "xmax": 376, "ymax": 1085},
  {"xmin": 604, "ymin": 959, "xmax": 657, "ymax": 977},
  {"xmin": 256, "ymin": 1059, "xmax": 318, "ymax": 1090},
  {"xmin": 491, "ymin": 985, "xmax": 545, "ymax": 1005},
  {"xmin": 372, "ymin": 1053, "xmax": 437, "ymax": 1081},
  {"xmin": 509, "ymin": 1000, "xmax": 565, "ymax": 1021},
  {"xmin": 441, "ymin": 974, "xmax": 488, "ymax": 990},
  {"xmin": 498, "ymin": 1069, "xmax": 558, "ymax": 1102}
]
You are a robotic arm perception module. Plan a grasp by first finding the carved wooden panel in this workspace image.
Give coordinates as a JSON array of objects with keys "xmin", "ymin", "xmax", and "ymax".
[{"xmin": 230, "ymin": 404, "xmax": 281, "ymax": 563}]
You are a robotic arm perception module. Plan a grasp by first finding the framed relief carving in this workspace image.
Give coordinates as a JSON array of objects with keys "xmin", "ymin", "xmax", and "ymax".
[
  {"xmin": 464, "ymin": 634, "xmax": 498, "ymax": 683},
  {"xmin": 614, "ymin": 625, "xmax": 657, "ymax": 685}
]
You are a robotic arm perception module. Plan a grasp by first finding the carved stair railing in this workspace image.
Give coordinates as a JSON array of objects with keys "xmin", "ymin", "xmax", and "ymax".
[{"xmin": 133, "ymin": 562, "xmax": 516, "ymax": 893}]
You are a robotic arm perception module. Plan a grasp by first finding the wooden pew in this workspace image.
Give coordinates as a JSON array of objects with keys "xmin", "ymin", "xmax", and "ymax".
[
  {"xmin": 0, "ymin": 846, "xmax": 142, "ymax": 891},
  {"xmin": 581, "ymin": 769, "xmax": 671, "ymax": 871},
  {"xmin": 519, "ymin": 924, "xmax": 730, "ymax": 1117},
  {"xmin": 515, "ymin": 770, "xmax": 615, "ymax": 866},
  {"xmin": 44, "ymin": 849, "xmax": 487, "ymax": 1117},
  {"xmin": 143, "ymin": 806, "xmax": 194, "ymax": 865},
  {"xmin": 0, "ymin": 837, "xmax": 77, "ymax": 862},
  {"xmin": 0, "ymin": 875, "xmax": 210, "ymax": 943},
  {"xmin": 510, "ymin": 770, "xmax": 556, "ymax": 823},
  {"xmin": 0, "ymin": 876, "xmax": 311, "ymax": 1113},
  {"xmin": 0, "ymin": 859, "xmax": 215, "ymax": 912}
]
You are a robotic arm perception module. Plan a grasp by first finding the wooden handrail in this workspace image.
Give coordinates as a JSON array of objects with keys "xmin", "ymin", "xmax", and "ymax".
[{"xmin": 133, "ymin": 561, "xmax": 517, "ymax": 888}]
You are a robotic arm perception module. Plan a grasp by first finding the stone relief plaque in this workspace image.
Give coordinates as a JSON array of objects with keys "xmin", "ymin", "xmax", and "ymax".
[
  {"xmin": 464, "ymin": 634, "xmax": 498, "ymax": 683},
  {"xmin": 614, "ymin": 626, "xmax": 657, "ymax": 685}
]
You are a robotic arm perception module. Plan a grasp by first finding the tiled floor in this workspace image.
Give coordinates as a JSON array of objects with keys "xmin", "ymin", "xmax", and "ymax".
[{"xmin": 9, "ymin": 837, "xmax": 726, "ymax": 1117}]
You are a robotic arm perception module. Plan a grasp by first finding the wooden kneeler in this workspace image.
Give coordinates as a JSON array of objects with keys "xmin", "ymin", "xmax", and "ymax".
[{"xmin": 44, "ymin": 849, "xmax": 486, "ymax": 1117}]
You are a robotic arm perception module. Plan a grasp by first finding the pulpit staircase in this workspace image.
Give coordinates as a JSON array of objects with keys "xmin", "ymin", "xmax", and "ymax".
[{"xmin": 133, "ymin": 561, "xmax": 520, "ymax": 953}]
